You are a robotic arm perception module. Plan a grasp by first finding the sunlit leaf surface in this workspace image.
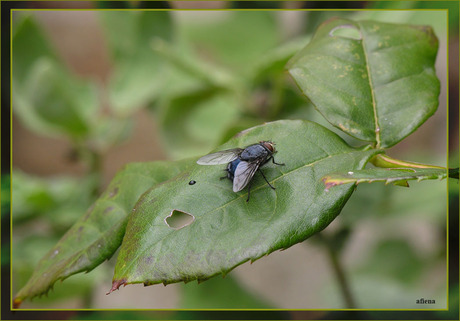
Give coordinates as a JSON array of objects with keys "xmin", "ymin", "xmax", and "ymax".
[
  {"xmin": 288, "ymin": 18, "xmax": 440, "ymax": 148},
  {"xmin": 13, "ymin": 160, "xmax": 192, "ymax": 306},
  {"xmin": 110, "ymin": 120, "xmax": 380, "ymax": 290}
]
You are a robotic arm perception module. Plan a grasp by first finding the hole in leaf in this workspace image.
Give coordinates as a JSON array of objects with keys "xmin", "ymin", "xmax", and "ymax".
[
  {"xmin": 329, "ymin": 24, "xmax": 362, "ymax": 40},
  {"xmin": 165, "ymin": 210, "xmax": 195, "ymax": 229}
]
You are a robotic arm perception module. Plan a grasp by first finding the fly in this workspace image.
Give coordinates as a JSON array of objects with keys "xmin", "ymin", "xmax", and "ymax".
[{"xmin": 197, "ymin": 141, "xmax": 284, "ymax": 202}]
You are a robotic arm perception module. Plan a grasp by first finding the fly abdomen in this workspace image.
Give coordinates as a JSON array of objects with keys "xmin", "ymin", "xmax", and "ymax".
[{"xmin": 226, "ymin": 158, "xmax": 241, "ymax": 180}]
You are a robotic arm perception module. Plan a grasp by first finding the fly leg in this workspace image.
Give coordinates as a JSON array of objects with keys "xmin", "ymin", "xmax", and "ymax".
[
  {"xmin": 271, "ymin": 156, "xmax": 285, "ymax": 166},
  {"xmin": 246, "ymin": 179, "xmax": 252, "ymax": 202},
  {"xmin": 258, "ymin": 169, "xmax": 276, "ymax": 190}
]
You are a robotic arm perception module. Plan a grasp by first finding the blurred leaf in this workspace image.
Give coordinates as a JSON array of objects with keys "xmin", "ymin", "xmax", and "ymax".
[
  {"xmin": 179, "ymin": 11, "xmax": 279, "ymax": 72},
  {"xmin": 323, "ymin": 167, "xmax": 447, "ymax": 189},
  {"xmin": 12, "ymin": 15, "xmax": 58, "ymax": 83},
  {"xmin": 216, "ymin": 118, "xmax": 264, "ymax": 146},
  {"xmin": 358, "ymin": 238, "xmax": 425, "ymax": 284},
  {"xmin": 14, "ymin": 59, "xmax": 98, "ymax": 138},
  {"xmin": 353, "ymin": 5, "xmax": 448, "ymax": 38},
  {"xmin": 158, "ymin": 88, "xmax": 241, "ymax": 159},
  {"xmin": 251, "ymin": 36, "xmax": 310, "ymax": 81},
  {"xmin": 180, "ymin": 275, "xmax": 273, "ymax": 309},
  {"xmin": 323, "ymin": 274, "xmax": 422, "ymax": 309},
  {"xmin": 12, "ymin": 171, "xmax": 96, "ymax": 227},
  {"xmin": 390, "ymin": 178, "xmax": 446, "ymax": 224},
  {"xmin": 14, "ymin": 159, "xmax": 193, "ymax": 306},
  {"xmin": 13, "ymin": 17, "xmax": 98, "ymax": 139},
  {"xmin": 89, "ymin": 116, "xmax": 134, "ymax": 152},
  {"xmin": 13, "ymin": 16, "xmax": 98, "ymax": 139},
  {"xmin": 110, "ymin": 120, "xmax": 380, "ymax": 289},
  {"xmin": 288, "ymin": 18, "xmax": 440, "ymax": 148},
  {"xmin": 99, "ymin": 11, "xmax": 173, "ymax": 115},
  {"xmin": 151, "ymin": 37, "xmax": 239, "ymax": 91}
]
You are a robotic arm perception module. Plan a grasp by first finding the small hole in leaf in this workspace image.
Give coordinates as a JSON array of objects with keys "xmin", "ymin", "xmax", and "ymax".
[
  {"xmin": 165, "ymin": 210, "xmax": 195, "ymax": 229},
  {"xmin": 329, "ymin": 24, "xmax": 362, "ymax": 40}
]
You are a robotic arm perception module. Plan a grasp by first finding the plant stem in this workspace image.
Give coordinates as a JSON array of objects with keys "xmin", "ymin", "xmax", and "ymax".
[
  {"xmin": 371, "ymin": 153, "xmax": 445, "ymax": 169},
  {"xmin": 73, "ymin": 141, "xmax": 103, "ymax": 197},
  {"xmin": 319, "ymin": 234, "xmax": 357, "ymax": 309}
]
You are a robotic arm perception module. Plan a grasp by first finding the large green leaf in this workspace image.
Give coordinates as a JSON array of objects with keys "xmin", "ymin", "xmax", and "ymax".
[
  {"xmin": 110, "ymin": 120, "xmax": 381, "ymax": 291},
  {"xmin": 288, "ymin": 18, "xmax": 440, "ymax": 148},
  {"xmin": 13, "ymin": 160, "xmax": 192, "ymax": 307}
]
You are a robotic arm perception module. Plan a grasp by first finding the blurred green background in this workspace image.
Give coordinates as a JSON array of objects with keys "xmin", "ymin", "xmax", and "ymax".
[{"xmin": 7, "ymin": 0, "xmax": 457, "ymax": 318}]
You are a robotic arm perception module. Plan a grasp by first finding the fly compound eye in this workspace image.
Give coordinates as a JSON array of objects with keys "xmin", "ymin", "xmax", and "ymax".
[{"xmin": 262, "ymin": 141, "xmax": 275, "ymax": 153}]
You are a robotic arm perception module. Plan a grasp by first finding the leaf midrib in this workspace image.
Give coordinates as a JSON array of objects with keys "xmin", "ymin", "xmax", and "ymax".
[
  {"xmin": 118, "ymin": 148, "xmax": 361, "ymax": 280},
  {"xmin": 359, "ymin": 22, "xmax": 380, "ymax": 147}
]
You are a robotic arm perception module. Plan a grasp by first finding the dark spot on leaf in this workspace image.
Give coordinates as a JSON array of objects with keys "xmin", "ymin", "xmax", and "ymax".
[
  {"xmin": 77, "ymin": 226, "xmax": 85, "ymax": 242},
  {"xmin": 189, "ymin": 180, "xmax": 196, "ymax": 185},
  {"xmin": 107, "ymin": 278, "xmax": 127, "ymax": 295},
  {"xmin": 164, "ymin": 210, "xmax": 195, "ymax": 229},
  {"xmin": 104, "ymin": 206, "xmax": 115, "ymax": 214},
  {"xmin": 329, "ymin": 24, "xmax": 362, "ymax": 40},
  {"xmin": 108, "ymin": 187, "xmax": 119, "ymax": 198},
  {"xmin": 144, "ymin": 256, "xmax": 154, "ymax": 264}
]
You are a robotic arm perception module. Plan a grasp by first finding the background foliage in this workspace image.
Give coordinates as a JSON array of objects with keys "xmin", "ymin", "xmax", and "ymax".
[{"xmin": 8, "ymin": 0, "xmax": 457, "ymax": 318}]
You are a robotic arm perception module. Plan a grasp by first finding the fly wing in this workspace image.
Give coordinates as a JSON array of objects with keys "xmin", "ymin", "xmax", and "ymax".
[
  {"xmin": 233, "ymin": 160, "xmax": 260, "ymax": 192},
  {"xmin": 196, "ymin": 148, "xmax": 242, "ymax": 165}
]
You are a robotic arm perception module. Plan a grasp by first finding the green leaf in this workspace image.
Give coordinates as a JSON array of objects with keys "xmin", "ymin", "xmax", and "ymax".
[
  {"xmin": 12, "ymin": 170, "xmax": 96, "ymax": 227},
  {"xmin": 288, "ymin": 18, "xmax": 440, "ymax": 148},
  {"xmin": 180, "ymin": 11, "xmax": 279, "ymax": 72},
  {"xmin": 12, "ymin": 15, "xmax": 59, "ymax": 83},
  {"xmin": 151, "ymin": 37, "xmax": 239, "ymax": 91},
  {"xmin": 158, "ymin": 88, "xmax": 241, "ymax": 159},
  {"xmin": 322, "ymin": 167, "xmax": 447, "ymax": 189},
  {"xmin": 110, "ymin": 120, "xmax": 380, "ymax": 290},
  {"xmin": 13, "ymin": 160, "xmax": 192, "ymax": 306},
  {"xmin": 99, "ymin": 11, "xmax": 173, "ymax": 115},
  {"xmin": 13, "ymin": 58, "xmax": 98, "ymax": 139},
  {"xmin": 13, "ymin": 16, "xmax": 98, "ymax": 139}
]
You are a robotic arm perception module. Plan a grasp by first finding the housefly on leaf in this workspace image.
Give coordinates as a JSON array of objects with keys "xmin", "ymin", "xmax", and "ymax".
[{"xmin": 197, "ymin": 141, "xmax": 284, "ymax": 202}]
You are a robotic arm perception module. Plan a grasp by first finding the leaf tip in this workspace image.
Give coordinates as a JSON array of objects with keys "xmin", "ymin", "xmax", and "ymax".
[
  {"xmin": 322, "ymin": 177, "xmax": 341, "ymax": 191},
  {"xmin": 13, "ymin": 298, "xmax": 22, "ymax": 309},
  {"xmin": 107, "ymin": 278, "xmax": 127, "ymax": 295}
]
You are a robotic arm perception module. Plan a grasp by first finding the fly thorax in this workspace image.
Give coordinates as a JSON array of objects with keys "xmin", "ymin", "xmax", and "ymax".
[{"xmin": 240, "ymin": 144, "xmax": 269, "ymax": 161}]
